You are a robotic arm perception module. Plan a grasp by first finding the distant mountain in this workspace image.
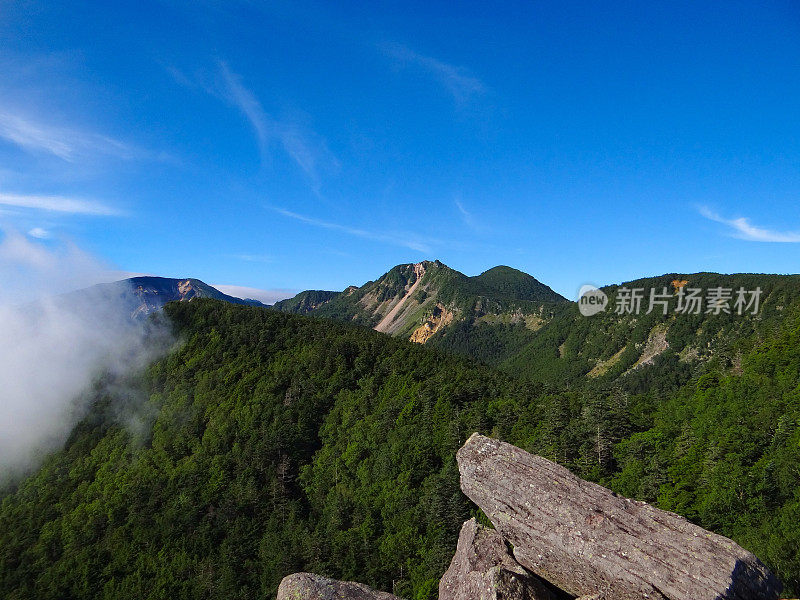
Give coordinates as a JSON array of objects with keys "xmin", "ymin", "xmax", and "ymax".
[
  {"xmin": 471, "ymin": 265, "xmax": 566, "ymax": 302},
  {"xmin": 124, "ymin": 276, "xmax": 266, "ymax": 316},
  {"xmin": 271, "ymin": 290, "xmax": 341, "ymax": 314},
  {"xmin": 70, "ymin": 276, "xmax": 266, "ymax": 318},
  {"xmin": 442, "ymin": 271, "xmax": 800, "ymax": 391},
  {"xmin": 272, "ymin": 260, "xmax": 567, "ymax": 343},
  {"xmin": 273, "ymin": 262, "xmax": 800, "ymax": 394}
]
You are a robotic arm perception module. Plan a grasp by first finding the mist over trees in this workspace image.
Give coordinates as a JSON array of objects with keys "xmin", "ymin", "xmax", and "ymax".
[{"xmin": 0, "ymin": 231, "xmax": 175, "ymax": 476}]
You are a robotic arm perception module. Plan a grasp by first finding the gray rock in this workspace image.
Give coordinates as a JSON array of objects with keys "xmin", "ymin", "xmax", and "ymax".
[
  {"xmin": 457, "ymin": 433, "xmax": 782, "ymax": 600},
  {"xmin": 276, "ymin": 573, "xmax": 401, "ymax": 600},
  {"xmin": 439, "ymin": 518, "xmax": 565, "ymax": 600}
]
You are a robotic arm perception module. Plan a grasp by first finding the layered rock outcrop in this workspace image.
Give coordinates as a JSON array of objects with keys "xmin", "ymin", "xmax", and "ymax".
[
  {"xmin": 276, "ymin": 434, "xmax": 783, "ymax": 600},
  {"xmin": 439, "ymin": 518, "xmax": 565, "ymax": 600},
  {"xmin": 457, "ymin": 433, "xmax": 781, "ymax": 600}
]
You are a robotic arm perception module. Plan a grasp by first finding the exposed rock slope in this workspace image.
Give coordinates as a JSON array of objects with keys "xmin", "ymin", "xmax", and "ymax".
[
  {"xmin": 409, "ymin": 303, "xmax": 453, "ymax": 343},
  {"xmin": 273, "ymin": 260, "xmax": 566, "ymax": 343},
  {"xmin": 375, "ymin": 262, "xmax": 427, "ymax": 333}
]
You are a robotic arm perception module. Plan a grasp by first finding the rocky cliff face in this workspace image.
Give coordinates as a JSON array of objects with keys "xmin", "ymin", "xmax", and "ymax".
[
  {"xmin": 278, "ymin": 434, "xmax": 782, "ymax": 600},
  {"xmin": 374, "ymin": 262, "xmax": 428, "ymax": 334},
  {"xmin": 409, "ymin": 303, "xmax": 453, "ymax": 343}
]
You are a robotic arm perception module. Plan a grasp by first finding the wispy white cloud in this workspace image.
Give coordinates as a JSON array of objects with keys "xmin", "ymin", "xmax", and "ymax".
[
  {"xmin": 0, "ymin": 109, "xmax": 137, "ymax": 162},
  {"xmin": 211, "ymin": 284, "xmax": 297, "ymax": 305},
  {"xmin": 227, "ymin": 253, "xmax": 273, "ymax": 263},
  {"xmin": 699, "ymin": 206, "xmax": 800, "ymax": 242},
  {"xmin": 383, "ymin": 43, "xmax": 485, "ymax": 103},
  {"xmin": 216, "ymin": 62, "xmax": 338, "ymax": 191},
  {"xmin": 454, "ymin": 198, "xmax": 479, "ymax": 231},
  {"xmin": 271, "ymin": 206, "xmax": 433, "ymax": 252},
  {"xmin": 0, "ymin": 193, "xmax": 123, "ymax": 216},
  {"xmin": 27, "ymin": 227, "xmax": 50, "ymax": 239},
  {"xmin": 217, "ymin": 62, "xmax": 268, "ymax": 150}
]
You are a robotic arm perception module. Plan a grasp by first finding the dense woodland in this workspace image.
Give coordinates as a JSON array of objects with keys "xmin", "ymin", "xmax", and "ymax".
[{"xmin": 2, "ymin": 296, "xmax": 800, "ymax": 598}]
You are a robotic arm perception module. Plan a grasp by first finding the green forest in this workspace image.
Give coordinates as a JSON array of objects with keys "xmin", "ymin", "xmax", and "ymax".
[{"xmin": 2, "ymin": 297, "xmax": 800, "ymax": 598}]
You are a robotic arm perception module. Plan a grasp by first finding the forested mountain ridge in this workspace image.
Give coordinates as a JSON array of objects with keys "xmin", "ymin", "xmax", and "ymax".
[
  {"xmin": 274, "ymin": 262, "xmax": 800, "ymax": 396},
  {"xmin": 271, "ymin": 290, "xmax": 341, "ymax": 315},
  {"xmin": 0, "ymin": 300, "xmax": 514, "ymax": 599},
  {"xmin": 2, "ymin": 296, "xmax": 800, "ymax": 598},
  {"xmin": 483, "ymin": 272, "xmax": 800, "ymax": 390},
  {"xmin": 272, "ymin": 260, "xmax": 567, "ymax": 342}
]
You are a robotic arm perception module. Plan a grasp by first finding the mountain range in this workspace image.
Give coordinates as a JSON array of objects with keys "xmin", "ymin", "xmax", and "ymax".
[
  {"xmin": 72, "ymin": 262, "xmax": 800, "ymax": 397},
  {"xmin": 272, "ymin": 261, "xmax": 566, "ymax": 337},
  {"xmin": 78, "ymin": 262, "xmax": 800, "ymax": 398},
  {"xmin": 272, "ymin": 260, "xmax": 800, "ymax": 393},
  {"xmin": 3, "ymin": 260, "xmax": 800, "ymax": 598}
]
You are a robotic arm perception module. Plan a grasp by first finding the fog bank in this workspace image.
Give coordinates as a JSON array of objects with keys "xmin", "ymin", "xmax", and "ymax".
[{"xmin": 0, "ymin": 231, "xmax": 172, "ymax": 475}]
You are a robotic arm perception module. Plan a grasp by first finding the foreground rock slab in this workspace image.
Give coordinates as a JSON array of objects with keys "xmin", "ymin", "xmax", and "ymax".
[
  {"xmin": 277, "ymin": 573, "xmax": 401, "ymax": 600},
  {"xmin": 457, "ymin": 433, "xmax": 782, "ymax": 600},
  {"xmin": 439, "ymin": 518, "xmax": 566, "ymax": 600}
]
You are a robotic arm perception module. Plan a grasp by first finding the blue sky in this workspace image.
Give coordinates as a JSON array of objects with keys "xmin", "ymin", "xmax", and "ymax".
[{"xmin": 0, "ymin": 1, "xmax": 799, "ymax": 301}]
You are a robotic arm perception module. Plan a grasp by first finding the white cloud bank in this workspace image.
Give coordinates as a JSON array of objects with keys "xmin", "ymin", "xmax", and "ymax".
[{"xmin": 0, "ymin": 231, "xmax": 172, "ymax": 476}]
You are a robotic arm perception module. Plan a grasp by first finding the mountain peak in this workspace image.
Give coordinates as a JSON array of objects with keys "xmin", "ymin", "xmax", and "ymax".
[
  {"xmin": 67, "ymin": 276, "xmax": 266, "ymax": 319},
  {"xmin": 471, "ymin": 265, "xmax": 566, "ymax": 303},
  {"xmin": 272, "ymin": 259, "xmax": 566, "ymax": 342}
]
